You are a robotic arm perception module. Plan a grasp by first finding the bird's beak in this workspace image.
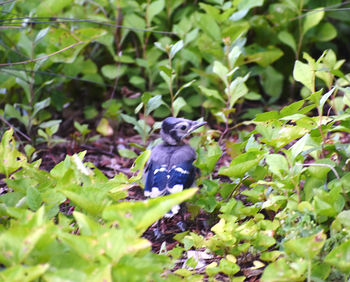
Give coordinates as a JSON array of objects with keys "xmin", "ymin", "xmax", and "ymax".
[{"xmin": 182, "ymin": 120, "xmax": 207, "ymax": 138}]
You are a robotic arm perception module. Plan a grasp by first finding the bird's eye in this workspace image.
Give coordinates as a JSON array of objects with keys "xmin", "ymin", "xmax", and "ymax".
[{"xmin": 180, "ymin": 125, "xmax": 187, "ymax": 130}]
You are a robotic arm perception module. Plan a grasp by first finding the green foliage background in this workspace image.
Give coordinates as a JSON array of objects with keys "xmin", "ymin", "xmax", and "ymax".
[{"xmin": 1, "ymin": 0, "xmax": 350, "ymax": 281}]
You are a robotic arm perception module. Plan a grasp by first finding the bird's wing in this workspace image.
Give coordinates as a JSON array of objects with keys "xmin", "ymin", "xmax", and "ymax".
[{"xmin": 144, "ymin": 161, "xmax": 168, "ymax": 198}]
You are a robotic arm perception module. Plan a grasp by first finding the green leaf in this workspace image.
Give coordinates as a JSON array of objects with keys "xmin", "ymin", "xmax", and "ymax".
[
  {"xmin": 175, "ymin": 80, "xmax": 196, "ymax": 99},
  {"xmin": 146, "ymin": 95, "xmax": 164, "ymax": 116},
  {"xmin": 325, "ymin": 239, "xmax": 350, "ymax": 273},
  {"xmin": 219, "ymin": 151, "xmax": 264, "ymax": 179},
  {"xmin": 33, "ymin": 98, "xmax": 51, "ymax": 117},
  {"xmin": 261, "ymin": 258, "xmax": 307, "ymax": 282},
  {"xmin": 101, "ymin": 65, "xmax": 121, "ymax": 80},
  {"xmin": 147, "ymin": 0, "xmax": 165, "ymax": 24},
  {"xmin": 265, "ymin": 154, "xmax": 289, "ymax": 179},
  {"xmin": 213, "ymin": 61, "xmax": 229, "ymax": 87},
  {"xmin": 0, "ymin": 264, "xmax": 49, "ymax": 281},
  {"xmin": 246, "ymin": 45, "xmax": 283, "ymax": 67},
  {"xmin": 303, "ymin": 9, "xmax": 324, "ymax": 35},
  {"xmin": 278, "ymin": 31, "xmax": 296, "ymax": 53},
  {"xmin": 0, "ymin": 129, "xmax": 27, "ymax": 177},
  {"xmin": 27, "ymin": 186, "xmax": 42, "ymax": 211},
  {"xmin": 36, "ymin": 0, "xmax": 73, "ymax": 16},
  {"xmin": 198, "ymin": 86, "xmax": 225, "ymax": 103},
  {"xmin": 293, "ymin": 60, "xmax": 314, "ymax": 92},
  {"xmin": 284, "ymin": 231, "xmax": 326, "ymax": 259},
  {"xmin": 97, "ymin": 118, "xmax": 113, "ymax": 137},
  {"xmin": 170, "ymin": 40, "xmax": 184, "ymax": 59},
  {"xmin": 103, "ymin": 188, "xmax": 198, "ymax": 235},
  {"xmin": 130, "ymin": 150, "xmax": 151, "ymax": 181},
  {"xmin": 35, "ymin": 27, "xmax": 50, "ymax": 44},
  {"xmin": 118, "ymin": 148, "xmax": 137, "ymax": 159},
  {"xmin": 196, "ymin": 13, "xmax": 221, "ymax": 41},
  {"xmin": 316, "ymin": 22, "xmax": 337, "ymax": 42},
  {"xmin": 228, "ymin": 73, "xmax": 249, "ymax": 108},
  {"xmin": 173, "ymin": 97, "xmax": 186, "ymax": 117}
]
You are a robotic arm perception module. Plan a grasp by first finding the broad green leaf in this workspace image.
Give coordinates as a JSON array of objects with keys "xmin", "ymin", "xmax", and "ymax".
[
  {"xmin": 36, "ymin": 0, "xmax": 73, "ymax": 16},
  {"xmin": 102, "ymin": 188, "xmax": 198, "ymax": 235},
  {"xmin": 280, "ymin": 100, "xmax": 305, "ymax": 117},
  {"xmin": 0, "ymin": 129, "xmax": 27, "ymax": 177},
  {"xmin": 219, "ymin": 151, "xmax": 264, "ymax": 179},
  {"xmin": 196, "ymin": 13, "xmax": 221, "ymax": 41},
  {"xmin": 228, "ymin": 73, "xmax": 249, "ymax": 108},
  {"xmin": 260, "ymin": 66, "xmax": 283, "ymax": 99},
  {"xmin": 97, "ymin": 118, "xmax": 113, "ymax": 137},
  {"xmin": 59, "ymin": 185, "xmax": 112, "ymax": 216},
  {"xmin": 101, "ymin": 65, "xmax": 121, "ymax": 80},
  {"xmin": 198, "ymin": 86, "xmax": 225, "ymax": 103},
  {"xmin": 278, "ymin": 31, "xmax": 296, "ymax": 53},
  {"xmin": 173, "ymin": 97, "xmax": 186, "ymax": 117},
  {"xmin": 261, "ymin": 258, "xmax": 307, "ymax": 282},
  {"xmin": 284, "ymin": 231, "xmax": 326, "ymax": 259},
  {"xmin": 265, "ymin": 154, "xmax": 289, "ymax": 179},
  {"xmin": 175, "ymin": 79, "xmax": 196, "ymax": 99},
  {"xmin": 147, "ymin": 0, "xmax": 165, "ymax": 24},
  {"xmin": 33, "ymin": 98, "xmax": 51, "ymax": 117},
  {"xmin": 27, "ymin": 186, "xmax": 42, "ymax": 211},
  {"xmin": 302, "ymin": 9, "xmax": 324, "ymax": 35},
  {"xmin": 228, "ymin": 46, "xmax": 241, "ymax": 67},
  {"xmin": 0, "ymin": 264, "xmax": 49, "ymax": 281},
  {"xmin": 170, "ymin": 40, "xmax": 184, "ymax": 59},
  {"xmin": 213, "ymin": 61, "xmax": 229, "ymax": 87},
  {"xmin": 293, "ymin": 60, "xmax": 314, "ymax": 92},
  {"xmin": 35, "ymin": 27, "xmax": 50, "ymax": 44},
  {"xmin": 146, "ymin": 95, "xmax": 164, "ymax": 115},
  {"xmin": 316, "ymin": 22, "xmax": 337, "ymax": 42},
  {"xmin": 118, "ymin": 148, "xmax": 137, "ymax": 159},
  {"xmin": 325, "ymin": 240, "xmax": 350, "ymax": 274},
  {"xmin": 246, "ymin": 45, "xmax": 283, "ymax": 67},
  {"xmin": 73, "ymin": 211, "xmax": 102, "ymax": 236}
]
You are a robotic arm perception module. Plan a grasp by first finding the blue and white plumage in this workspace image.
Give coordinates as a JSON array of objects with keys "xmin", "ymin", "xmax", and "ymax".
[{"xmin": 144, "ymin": 117, "xmax": 206, "ymax": 218}]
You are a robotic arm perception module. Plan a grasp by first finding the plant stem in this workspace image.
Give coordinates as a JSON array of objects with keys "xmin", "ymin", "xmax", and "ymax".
[
  {"xmin": 168, "ymin": 53, "xmax": 174, "ymax": 116},
  {"xmin": 307, "ymin": 259, "xmax": 311, "ymax": 282}
]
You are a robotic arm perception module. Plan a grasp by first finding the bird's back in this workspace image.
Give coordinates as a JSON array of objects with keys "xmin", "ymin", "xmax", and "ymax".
[{"xmin": 144, "ymin": 143, "xmax": 197, "ymax": 199}]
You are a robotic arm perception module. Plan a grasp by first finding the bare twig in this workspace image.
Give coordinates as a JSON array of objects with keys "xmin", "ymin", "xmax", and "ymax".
[
  {"xmin": 0, "ymin": 115, "xmax": 32, "ymax": 142},
  {"xmin": 0, "ymin": 41, "xmax": 84, "ymax": 67},
  {"xmin": 0, "ymin": 0, "xmax": 17, "ymax": 5}
]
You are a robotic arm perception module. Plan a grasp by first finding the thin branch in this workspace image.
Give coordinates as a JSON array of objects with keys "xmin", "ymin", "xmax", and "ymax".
[
  {"xmin": 0, "ymin": 115, "xmax": 32, "ymax": 142},
  {"xmin": 1, "ymin": 67, "xmax": 114, "ymax": 88},
  {"xmin": 0, "ymin": 25, "xmax": 22, "ymax": 29},
  {"xmin": 0, "ymin": 0, "xmax": 17, "ymax": 5},
  {"xmin": 0, "ymin": 41, "xmax": 84, "ymax": 67}
]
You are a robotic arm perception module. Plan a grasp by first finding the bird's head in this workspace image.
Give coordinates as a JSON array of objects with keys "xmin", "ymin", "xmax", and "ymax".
[{"xmin": 160, "ymin": 117, "xmax": 207, "ymax": 145}]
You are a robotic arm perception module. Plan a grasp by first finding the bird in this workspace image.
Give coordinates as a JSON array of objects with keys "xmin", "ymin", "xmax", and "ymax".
[{"xmin": 144, "ymin": 117, "xmax": 206, "ymax": 235}]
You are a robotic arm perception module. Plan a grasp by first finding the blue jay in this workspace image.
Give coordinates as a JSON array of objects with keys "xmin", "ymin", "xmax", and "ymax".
[{"xmin": 144, "ymin": 117, "xmax": 206, "ymax": 220}]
